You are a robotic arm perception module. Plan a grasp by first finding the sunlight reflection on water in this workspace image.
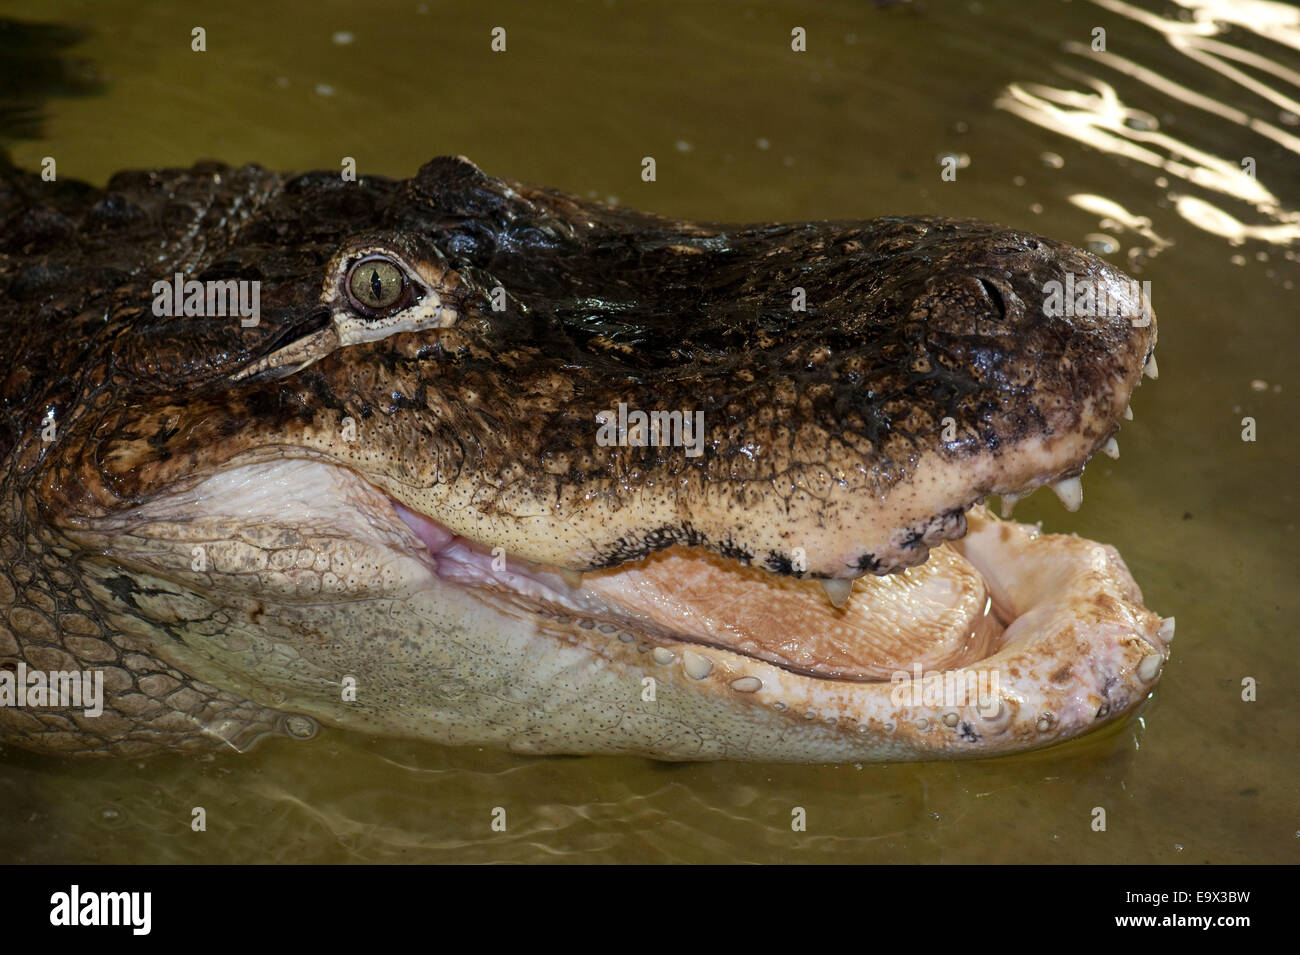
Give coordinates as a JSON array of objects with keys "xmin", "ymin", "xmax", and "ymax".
[{"xmin": 999, "ymin": 0, "xmax": 1300, "ymax": 246}]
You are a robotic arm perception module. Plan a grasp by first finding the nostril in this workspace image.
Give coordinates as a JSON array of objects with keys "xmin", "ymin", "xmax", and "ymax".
[{"xmin": 977, "ymin": 278, "xmax": 1007, "ymax": 319}]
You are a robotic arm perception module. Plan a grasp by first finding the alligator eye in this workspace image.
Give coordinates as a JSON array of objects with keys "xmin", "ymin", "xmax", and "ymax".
[{"xmin": 346, "ymin": 257, "xmax": 409, "ymax": 314}]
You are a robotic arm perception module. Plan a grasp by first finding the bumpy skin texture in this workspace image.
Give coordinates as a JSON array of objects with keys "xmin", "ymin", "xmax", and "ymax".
[{"xmin": 0, "ymin": 157, "xmax": 1156, "ymax": 757}]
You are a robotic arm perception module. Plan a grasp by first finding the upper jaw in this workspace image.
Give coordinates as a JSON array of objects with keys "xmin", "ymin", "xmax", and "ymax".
[
  {"xmin": 61, "ymin": 159, "xmax": 1157, "ymax": 591},
  {"xmin": 340, "ymin": 219, "xmax": 1157, "ymax": 585}
]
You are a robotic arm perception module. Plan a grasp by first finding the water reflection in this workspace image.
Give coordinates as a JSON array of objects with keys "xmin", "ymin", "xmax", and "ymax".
[
  {"xmin": 0, "ymin": 19, "xmax": 102, "ymax": 145},
  {"xmin": 997, "ymin": 0, "xmax": 1300, "ymax": 246}
]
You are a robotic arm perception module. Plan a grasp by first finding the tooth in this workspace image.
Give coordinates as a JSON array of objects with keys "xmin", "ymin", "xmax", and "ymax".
[
  {"xmin": 1157, "ymin": 617, "xmax": 1176, "ymax": 643},
  {"xmin": 999, "ymin": 491, "xmax": 1025, "ymax": 518},
  {"xmin": 1049, "ymin": 476, "xmax": 1083, "ymax": 512},
  {"xmin": 682, "ymin": 649, "xmax": 713, "ymax": 680},
  {"xmin": 1137, "ymin": 652, "xmax": 1164, "ymax": 682},
  {"xmin": 1123, "ymin": 405, "xmax": 1134, "ymax": 420},
  {"xmin": 1102, "ymin": 437, "xmax": 1119, "ymax": 459},
  {"xmin": 560, "ymin": 568, "xmax": 585, "ymax": 588},
  {"xmin": 1144, "ymin": 354, "xmax": 1159, "ymax": 379},
  {"xmin": 819, "ymin": 578, "xmax": 853, "ymax": 609}
]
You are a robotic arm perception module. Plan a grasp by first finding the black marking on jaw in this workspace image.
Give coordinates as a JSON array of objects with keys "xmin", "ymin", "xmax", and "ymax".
[
  {"xmin": 716, "ymin": 540, "xmax": 755, "ymax": 564},
  {"xmin": 102, "ymin": 574, "xmax": 142, "ymax": 609},
  {"xmin": 849, "ymin": 507, "xmax": 971, "ymax": 577},
  {"xmin": 765, "ymin": 553, "xmax": 796, "ymax": 575},
  {"xmin": 599, "ymin": 505, "xmax": 977, "ymax": 580},
  {"xmin": 102, "ymin": 573, "xmax": 183, "ymax": 610},
  {"xmin": 905, "ymin": 507, "xmax": 967, "ymax": 549},
  {"xmin": 591, "ymin": 524, "xmax": 740, "ymax": 570},
  {"xmin": 900, "ymin": 527, "xmax": 925, "ymax": 548},
  {"xmin": 855, "ymin": 553, "xmax": 886, "ymax": 573}
]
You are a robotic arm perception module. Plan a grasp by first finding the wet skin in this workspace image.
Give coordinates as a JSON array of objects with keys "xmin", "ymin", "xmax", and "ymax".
[{"xmin": 0, "ymin": 156, "xmax": 1169, "ymax": 759}]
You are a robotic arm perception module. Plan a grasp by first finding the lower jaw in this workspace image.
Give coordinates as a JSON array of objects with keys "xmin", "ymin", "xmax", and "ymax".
[{"xmin": 391, "ymin": 497, "xmax": 1174, "ymax": 759}]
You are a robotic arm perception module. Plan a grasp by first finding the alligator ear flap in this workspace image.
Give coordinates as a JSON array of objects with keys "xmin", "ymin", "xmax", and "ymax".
[{"xmin": 229, "ymin": 312, "xmax": 340, "ymax": 384}]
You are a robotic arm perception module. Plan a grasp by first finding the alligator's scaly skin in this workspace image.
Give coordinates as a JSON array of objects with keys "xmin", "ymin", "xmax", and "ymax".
[
  {"xmin": 0, "ymin": 161, "xmax": 301, "ymax": 754},
  {"xmin": 0, "ymin": 157, "xmax": 1157, "ymax": 758}
]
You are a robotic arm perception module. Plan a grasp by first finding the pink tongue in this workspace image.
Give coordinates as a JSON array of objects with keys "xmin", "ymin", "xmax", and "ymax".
[
  {"xmin": 582, "ymin": 546, "xmax": 1004, "ymax": 681},
  {"xmin": 391, "ymin": 500, "xmax": 543, "ymax": 591},
  {"xmin": 392, "ymin": 501, "xmax": 457, "ymax": 554}
]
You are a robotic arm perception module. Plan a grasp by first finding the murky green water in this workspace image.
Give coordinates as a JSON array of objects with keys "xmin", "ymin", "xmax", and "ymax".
[{"xmin": 1, "ymin": 0, "xmax": 1296, "ymax": 863}]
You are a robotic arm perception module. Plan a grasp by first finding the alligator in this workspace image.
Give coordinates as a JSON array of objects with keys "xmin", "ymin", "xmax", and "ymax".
[{"xmin": 0, "ymin": 155, "xmax": 1172, "ymax": 760}]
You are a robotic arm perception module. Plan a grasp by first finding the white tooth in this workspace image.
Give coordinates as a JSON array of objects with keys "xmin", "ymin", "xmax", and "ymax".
[
  {"xmin": 1049, "ymin": 476, "xmax": 1083, "ymax": 512},
  {"xmin": 1157, "ymin": 617, "xmax": 1176, "ymax": 643},
  {"xmin": 1137, "ymin": 652, "xmax": 1164, "ymax": 683},
  {"xmin": 1102, "ymin": 437, "xmax": 1120, "ymax": 459},
  {"xmin": 1123, "ymin": 405, "xmax": 1134, "ymax": 420},
  {"xmin": 560, "ymin": 568, "xmax": 585, "ymax": 588},
  {"xmin": 681, "ymin": 650, "xmax": 713, "ymax": 680},
  {"xmin": 1000, "ymin": 491, "xmax": 1025, "ymax": 518},
  {"xmin": 819, "ymin": 578, "xmax": 853, "ymax": 609},
  {"xmin": 1144, "ymin": 354, "xmax": 1159, "ymax": 379}
]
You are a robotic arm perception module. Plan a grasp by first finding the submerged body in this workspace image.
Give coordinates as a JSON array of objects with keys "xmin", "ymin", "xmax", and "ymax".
[{"xmin": 0, "ymin": 156, "xmax": 1169, "ymax": 759}]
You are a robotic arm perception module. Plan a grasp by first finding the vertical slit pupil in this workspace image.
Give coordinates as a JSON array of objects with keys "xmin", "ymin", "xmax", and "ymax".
[{"xmin": 369, "ymin": 268, "xmax": 383, "ymax": 303}]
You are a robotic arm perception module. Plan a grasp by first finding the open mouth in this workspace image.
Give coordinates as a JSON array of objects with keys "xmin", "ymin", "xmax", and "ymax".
[
  {"xmin": 389, "ymin": 473, "xmax": 1173, "ymax": 756},
  {"xmin": 67, "ymin": 401, "xmax": 1172, "ymax": 762},
  {"xmin": 393, "ymin": 499, "xmax": 1005, "ymax": 683}
]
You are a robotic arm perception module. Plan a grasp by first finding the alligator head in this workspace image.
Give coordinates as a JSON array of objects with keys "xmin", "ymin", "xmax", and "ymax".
[{"xmin": 0, "ymin": 156, "xmax": 1171, "ymax": 759}]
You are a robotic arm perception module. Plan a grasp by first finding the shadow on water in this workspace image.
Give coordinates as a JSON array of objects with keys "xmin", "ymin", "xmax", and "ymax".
[{"xmin": 0, "ymin": 18, "xmax": 102, "ymax": 147}]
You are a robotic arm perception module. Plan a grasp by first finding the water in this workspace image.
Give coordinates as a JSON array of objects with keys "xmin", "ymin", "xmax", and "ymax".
[{"xmin": 1, "ymin": 0, "xmax": 1296, "ymax": 863}]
